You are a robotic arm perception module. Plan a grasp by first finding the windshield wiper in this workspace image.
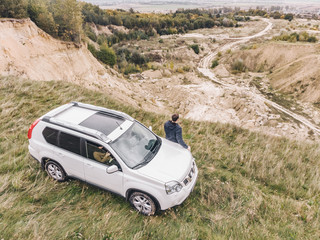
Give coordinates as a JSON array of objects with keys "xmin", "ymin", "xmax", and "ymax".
[
  {"xmin": 132, "ymin": 161, "xmax": 149, "ymax": 169},
  {"xmin": 150, "ymin": 139, "xmax": 158, "ymax": 152}
]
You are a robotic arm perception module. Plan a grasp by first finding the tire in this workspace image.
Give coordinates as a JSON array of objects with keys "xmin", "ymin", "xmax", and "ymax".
[
  {"xmin": 45, "ymin": 160, "xmax": 67, "ymax": 182},
  {"xmin": 129, "ymin": 192, "xmax": 157, "ymax": 216}
]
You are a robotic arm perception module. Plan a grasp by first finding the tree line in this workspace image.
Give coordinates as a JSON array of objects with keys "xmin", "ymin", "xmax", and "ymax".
[
  {"xmin": 0, "ymin": 0, "xmax": 300, "ymax": 71},
  {"xmin": 0, "ymin": 0, "xmax": 82, "ymax": 42}
]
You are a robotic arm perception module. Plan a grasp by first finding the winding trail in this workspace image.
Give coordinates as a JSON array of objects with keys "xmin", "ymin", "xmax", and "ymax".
[{"xmin": 197, "ymin": 18, "xmax": 320, "ymax": 134}]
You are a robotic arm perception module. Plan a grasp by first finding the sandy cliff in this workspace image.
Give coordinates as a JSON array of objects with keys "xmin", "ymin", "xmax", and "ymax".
[{"xmin": 0, "ymin": 18, "xmax": 147, "ymax": 109}]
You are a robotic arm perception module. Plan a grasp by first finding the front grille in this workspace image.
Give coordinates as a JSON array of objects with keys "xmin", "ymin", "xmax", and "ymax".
[{"xmin": 183, "ymin": 163, "xmax": 195, "ymax": 186}]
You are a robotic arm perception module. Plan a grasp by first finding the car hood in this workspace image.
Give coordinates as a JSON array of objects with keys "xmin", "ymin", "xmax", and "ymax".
[{"xmin": 137, "ymin": 137, "xmax": 193, "ymax": 183}]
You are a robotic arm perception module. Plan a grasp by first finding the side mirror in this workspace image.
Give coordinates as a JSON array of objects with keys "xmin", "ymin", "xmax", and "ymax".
[
  {"xmin": 149, "ymin": 126, "xmax": 152, "ymax": 131},
  {"xmin": 106, "ymin": 165, "xmax": 119, "ymax": 174}
]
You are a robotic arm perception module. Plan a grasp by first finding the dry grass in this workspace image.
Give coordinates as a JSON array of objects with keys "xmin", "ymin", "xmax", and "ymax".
[{"xmin": 1, "ymin": 76, "xmax": 320, "ymax": 239}]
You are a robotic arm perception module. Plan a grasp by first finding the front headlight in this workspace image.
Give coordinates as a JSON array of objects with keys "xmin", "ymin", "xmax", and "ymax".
[{"xmin": 165, "ymin": 181, "xmax": 183, "ymax": 195}]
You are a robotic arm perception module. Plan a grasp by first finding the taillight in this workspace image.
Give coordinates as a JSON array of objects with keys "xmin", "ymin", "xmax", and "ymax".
[{"xmin": 28, "ymin": 119, "xmax": 40, "ymax": 139}]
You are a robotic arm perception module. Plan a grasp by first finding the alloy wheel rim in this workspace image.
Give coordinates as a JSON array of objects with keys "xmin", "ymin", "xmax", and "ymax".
[
  {"xmin": 132, "ymin": 195, "xmax": 152, "ymax": 214},
  {"xmin": 48, "ymin": 164, "xmax": 63, "ymax": 180}
]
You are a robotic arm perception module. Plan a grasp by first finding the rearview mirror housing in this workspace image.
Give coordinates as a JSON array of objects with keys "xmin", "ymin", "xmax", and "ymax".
[{"xmin": 106, "ymin": 165, "xmax": 119, "ymax": 174}]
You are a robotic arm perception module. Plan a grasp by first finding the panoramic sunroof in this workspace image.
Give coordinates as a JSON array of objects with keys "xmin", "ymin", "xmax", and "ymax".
[{"xmin": 79, "ymin": 112, "xmax": 125, "ymax": 135}]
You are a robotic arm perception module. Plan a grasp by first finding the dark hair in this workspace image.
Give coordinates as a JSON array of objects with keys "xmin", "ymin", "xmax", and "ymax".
[{"xmin": 172, "ymin": 114, "xmax": 179, "ymax": 122}]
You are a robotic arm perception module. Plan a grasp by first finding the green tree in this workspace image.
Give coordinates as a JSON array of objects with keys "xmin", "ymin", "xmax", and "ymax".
[
  {"xmin": 27, "ymin": 0, "xmax": 56, "ymax": 36},
  {"xmin": 49, "ymin": 0, "xmax": 82, "ymax": 42},
  {"xmin": 0, "ymin": 0, "xmax": 28, "ymax": 18}
]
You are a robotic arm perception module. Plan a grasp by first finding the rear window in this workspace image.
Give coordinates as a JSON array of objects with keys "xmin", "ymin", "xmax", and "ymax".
[
  {"xmin": 43, "ymin": 127, "xmax": 58, "ymax": 146},
  {"xmin": 59, "ymin": 132, "xmax": 81, "ymax": 155}
]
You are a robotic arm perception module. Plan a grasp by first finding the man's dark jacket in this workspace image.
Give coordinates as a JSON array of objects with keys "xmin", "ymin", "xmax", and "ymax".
[{"xmin": 164, "ymin": 120, "xmax": 188, "ymax": 149}]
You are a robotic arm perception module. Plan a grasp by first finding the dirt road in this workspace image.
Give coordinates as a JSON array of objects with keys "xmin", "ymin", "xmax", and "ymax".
[{"xmin": 197, "ymin": 18, "xmax": 320, "ymax": 135}]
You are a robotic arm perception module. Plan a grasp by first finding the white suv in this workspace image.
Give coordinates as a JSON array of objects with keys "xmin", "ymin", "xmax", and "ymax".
[{"xmin": 28, "ymin": 102, "xmax": 198, "ymax": 215}]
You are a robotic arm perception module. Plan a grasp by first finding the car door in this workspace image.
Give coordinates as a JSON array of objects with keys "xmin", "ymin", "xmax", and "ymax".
[
  {"xmin": 83, "ymin": 140, "xmax": 123, "ymax": 195},
  {"xmin": 54, "ymin": 131, "xmax": 85, "ymax": 180}
]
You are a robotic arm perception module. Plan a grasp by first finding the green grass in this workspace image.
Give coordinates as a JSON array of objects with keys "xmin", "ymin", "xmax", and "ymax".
[{"xmin": 1, "ymin": 76, "xmax": 320, "ymax": 239}]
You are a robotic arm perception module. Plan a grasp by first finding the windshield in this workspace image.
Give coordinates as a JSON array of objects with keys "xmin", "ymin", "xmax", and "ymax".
[{"xmin": 109, "ymin": 121, "xmax": 161, "ymax": 168}]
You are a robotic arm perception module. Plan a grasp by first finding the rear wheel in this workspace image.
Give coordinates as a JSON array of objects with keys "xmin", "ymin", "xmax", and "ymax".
[
  {"xmin": 129, "ymin": 192, "xmax": 157, "ymax": 216},
  {"xmin": 45, "ymin": 160, "xmax": 67, "ymax": 182}
]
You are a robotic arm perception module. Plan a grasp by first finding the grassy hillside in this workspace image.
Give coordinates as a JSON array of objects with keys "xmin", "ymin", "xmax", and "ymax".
[{"xmin": 1, "ymin": 76, "xmax": 320, "ymax": 239}]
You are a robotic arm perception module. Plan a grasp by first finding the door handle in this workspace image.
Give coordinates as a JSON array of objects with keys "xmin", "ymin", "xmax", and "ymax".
[{"xmin": 85, "ymin": 163, "xmax": 94, "ymax": 168}]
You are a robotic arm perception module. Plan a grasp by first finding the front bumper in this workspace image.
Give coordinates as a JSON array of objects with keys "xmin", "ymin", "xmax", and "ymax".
[{"xmin": 160, "ymin": 163, "xmax": 198, "ymax": 210}]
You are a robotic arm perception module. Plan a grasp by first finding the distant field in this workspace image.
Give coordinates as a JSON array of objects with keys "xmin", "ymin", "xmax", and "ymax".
[
  {"xmin": 100, "ymin": 3, "xmax": 201, "ymax": 13},
  {"xmin": 83, "ymin": 0, "xmax": 320, "ymax": 13}
]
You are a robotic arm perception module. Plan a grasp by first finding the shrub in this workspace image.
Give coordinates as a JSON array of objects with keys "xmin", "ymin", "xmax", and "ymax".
[
  {"xmin": 123, "ymin": 63, "xmax": 140, "ymax": 75},
  {"xmin": 97, "ymin": 45, "xmax": 116, "ymax": 67},
  {"xmin": 86, "ymin": 31, "xmax": 97, "ymax": 42},
  {"xmin": 284, "ymin": 13, "xmax": 294, "ymax": 21},
  {"xmin": 308, "ymin": 36, "xmax": 317, "ymax": 43},
  {"xmin": 211, "ymin": 59, "xmax": 219, "ymax": 69},
  {"xmin": 145, "ymin": 53, "xmax": 162, "ymax": 63},
  {"xmin": 131, "ymin": 51, "xmax": 146, "ymax": 65},
  {"xmin": 273, "ymin": 32, "xmax": 318, "ymax": 43},
  {"xmin": 176, "ymin": 68, "xmax": 184, "ymax": 73},
  {"xmin": 231, "ymin": 59, "xmax": 246, "ymax": 73},
  {"xmin": 87, "ymin": 43, "xmax": 97, "ymax": 57},
  {"xmin": 182, "ymin": 66, "xmax": 191, "ymax": 72},
  {"xmin": 190, "ymin": 44, "xmax": 200, "ymax": 54}
]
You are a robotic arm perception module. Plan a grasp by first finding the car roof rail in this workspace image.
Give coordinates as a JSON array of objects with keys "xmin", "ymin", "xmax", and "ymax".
[
  {"xmin": 42, "ymin": 116, "xmax": 111, "ymax": 143},
  {"xmin": 71, "ymin": 101, "xmax": 134, "ymax": 121}
]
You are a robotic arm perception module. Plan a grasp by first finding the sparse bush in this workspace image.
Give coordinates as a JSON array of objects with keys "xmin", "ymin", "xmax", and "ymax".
[
  {"xmin": 284, "ymin": 13, "xmax": 294, "ymax": 21},
  {"xmin": 222, "ymin": 18, "xmax": 234, "ymax": 27},
  {"xmin": 169, "ymin": 61, "xmax": 174, "ymax": 70},
  {"xmin": 308, "ymin": 36, "xmax": 317, "ymax": 43},
  {"xmin": 190, "ymin": 44, "xmax": 200, "ymax": 54},
  {"xmin": 145, "ymin": 53, "xmax": 162, "ymax": 63},
  {"xmin": 273, "ymin": 31, "xmax": 318, "ymax": 43},
  {"xmin": 123, "ymin": 63, "xmax": 140, "ymax": 75},
  {"xmin": 159, "ymin": 39, "xmax": 164, "ymax": 43},
  {"xmin": 131, "ymin": 51, "xmax": 146, "ymax": 65},
  {"xmin": 231, "ymin": 58, "xmax": 246, "ymax": 73},
  {"xmin": 182, "ymin": 66, "xmax": 191, "ymax": 72},
  {"xmin": 211, "ymin": 59, "xmax": 219, "ymax": 69},
  {"xmin": 176, "ymin": 68, "xmax": 184, "ymax": 73}
]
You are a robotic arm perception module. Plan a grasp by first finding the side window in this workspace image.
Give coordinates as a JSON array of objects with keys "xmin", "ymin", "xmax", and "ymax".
[
  {"xmin": 42, "ymin": 127, "xmax": 59, "ymax": 146},
  {"xmin": 59, "ymin": 132, "xmax": 81, "ymax": 155},
  {"xmin": 86, "ymin": 141, "xmax": 117, "ymax": 166}
]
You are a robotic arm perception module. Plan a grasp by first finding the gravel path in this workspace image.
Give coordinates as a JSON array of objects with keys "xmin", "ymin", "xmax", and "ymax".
[{"xmin": 197, "ymin": 18, "xmax": 320, "ymax": 135}]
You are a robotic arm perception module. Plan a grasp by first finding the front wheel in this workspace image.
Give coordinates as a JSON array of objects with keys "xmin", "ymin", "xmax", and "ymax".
[
  {"xmin": 45, "ymin": 160, "xmax": 67, "ymax": 182},
  {"xmin": 129, "ymin": 192, "xmax": 157, "ymax": 216}
]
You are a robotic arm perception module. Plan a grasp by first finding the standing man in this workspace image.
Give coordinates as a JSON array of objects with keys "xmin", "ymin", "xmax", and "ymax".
[{"xmin": 164, "ymin": 114, "xmax": 191, "ymax": 151}]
